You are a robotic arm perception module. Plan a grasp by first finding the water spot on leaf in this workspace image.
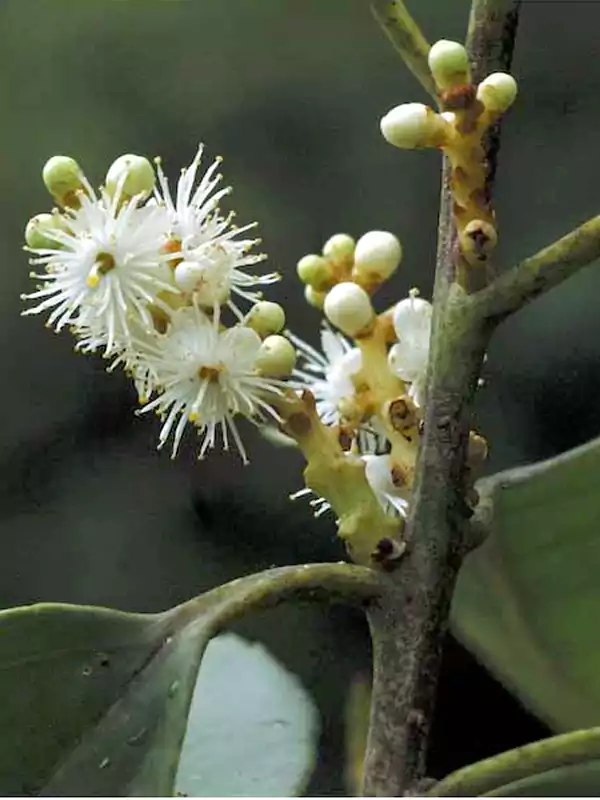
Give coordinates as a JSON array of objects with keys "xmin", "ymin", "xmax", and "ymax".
[{"xmin": 126, "ymin": 728, "xmax": 148, "ymax": 747}]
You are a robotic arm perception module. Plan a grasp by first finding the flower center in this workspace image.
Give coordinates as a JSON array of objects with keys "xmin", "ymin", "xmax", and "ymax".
[
  {"xmin": 163, "ymin": 237, "xmax": 183, "ymax": 269},
  {"xmin": 87, "ymin": 252, "xmax": 116, "ymax": 288},
  {"xmin": 198, "ymin": 364, "xmax": 223, "ymax": 382}
]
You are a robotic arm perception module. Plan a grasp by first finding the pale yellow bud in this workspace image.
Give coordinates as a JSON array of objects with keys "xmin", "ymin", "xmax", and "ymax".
[
  {"xmin": 322, "ymin": 233, "xmax": 355, "ymax": 264},
  {"xmin": 428, "ymin": 40, "xmax": 470, "ymax": 90},
  {"xmin": 105, "ymin": 153, "xmax": 155, "ymax": 200},
  {"xmin": 42, "ymin": 155, "xmax": 85, "ymax": 207},
  {"xmin": 244, "ymin": 301, "xmax": 286, "ymax": 338},
  {"xmin": 353, "ymin": 231, "xmax": 402, "ymax": 283},
  {"xmin": 304, "ymin": 285, "xmax": 326, "ymax": 309},
  {"xmin": 324, "ymin": 282, "xmax": 374, "ymax": 336},
  {"xmin": 255, "ymin": 335, "xmax": 297, "ymax": 377},
  {"xmin": 476, "ymin": 72, "xmax": 518, "ymax": 114},
  {"xmin": 24, "ymin": 212, "xmax": 66, "ymax": 249},
  {"xmin": 380, "ymin": 103, "xmax": 450, "ymax": 149},
  {"xmin": 297, "ymin": 254, "xmax": 332, "ymax": 290}
]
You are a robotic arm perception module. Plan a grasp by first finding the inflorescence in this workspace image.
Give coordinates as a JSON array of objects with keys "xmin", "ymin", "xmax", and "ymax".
[{"xmin": 22, "ymin": 37, "xmax": 513, "ymax": 563}]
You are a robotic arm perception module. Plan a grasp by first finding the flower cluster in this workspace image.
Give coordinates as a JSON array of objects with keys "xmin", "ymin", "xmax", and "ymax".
[
  {"xmin": 23, "ymin": 148, "xmax": 296, "ymax": 463},
  {"xmin": 288, "ymin": 215, "xmax": 490, "ymax": 533},
  {"xmin": 22, "ymin": 40, "xmax": 497, "ymax": 560},
  {"xmin": 290, "ymin": 228, "xmax": 435, "ymax": 520}
]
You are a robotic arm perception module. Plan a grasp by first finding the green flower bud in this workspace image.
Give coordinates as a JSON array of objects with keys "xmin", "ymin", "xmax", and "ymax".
[
  {"xmin": 324, "ymin": 282, "xmax": 374, "ymax": 336},
  {"xmin": 105, "ymin": 153, "xmax": 155, "ymax": 201},
  {"xmin": 244, "ymin": 301, "xmax": 286, "ymax": 338},
  {"xmin": 322, "ymin": 233, "xmax": 355, "ymax": 264},
  {"xmin": 42, "ymin": 155, "xmax": 84, "ymax": 207},
  {"xmin": 24, "ymin": 212, "xmax": 66, "ymax": 249},
  {"xmin": 255, "ymin": 335, "xmax": 297, "ymax": 378},
  {"xmin": 428, "ymin": 40, "xmax": 470, "ymax": 90},
  {"xmin": 296, "ymin": 254, "xmax": 332, "ymax": 290},
  {"xmin": 304, "ymin": 285, "xmax": 326, "ymax": 309}
]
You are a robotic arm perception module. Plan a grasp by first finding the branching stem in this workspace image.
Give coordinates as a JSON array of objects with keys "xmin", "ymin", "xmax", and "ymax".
[
  {"xmin": 361, "ymin": 1, "xmax": 521, "ymax": 795},
  {"xmin": 481, "ymin": 214, "xmax": 600, "ymax": 319}
]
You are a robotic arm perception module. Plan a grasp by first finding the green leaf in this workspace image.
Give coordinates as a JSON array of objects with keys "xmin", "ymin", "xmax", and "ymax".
[
  {"xmin": 451, "ymin": 436, "xmax": 600, "ymax": 731},
  {"xmin": 429, "ymin": 726, "xmax": 600, "ymax": 797},
  {"xmin": 0, "ymin": 563, "xmax": 372, "ymax": 796},
  {"xmin": 0, "ymin": 603, "xmax": 197, "ymax": 795},
  {"xmin": 175, "ymin": 633, "xmax": 318, "ymax": 797}
]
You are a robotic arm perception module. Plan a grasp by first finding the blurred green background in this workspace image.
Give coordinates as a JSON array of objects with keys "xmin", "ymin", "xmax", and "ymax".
[{"xmin": 1, "ymin": 0, "xmax": 598, "ymax": 793}]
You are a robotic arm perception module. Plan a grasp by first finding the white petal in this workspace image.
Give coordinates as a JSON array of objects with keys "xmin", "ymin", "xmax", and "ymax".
[
  {"xmin": 392, "ymin": 296, "xmax": 432, "ymax": 340},
  {"xmin": 388, "ymin": 340, "xmax": 429, "ymax": 383},
  {"xmin": 363, "ymin": 454, "xmax": 410, "ymax": 516}
]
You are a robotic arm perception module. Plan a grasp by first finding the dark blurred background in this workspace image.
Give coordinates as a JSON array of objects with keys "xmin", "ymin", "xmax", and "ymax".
[{"xmin": 1, "ymin": 0, "xmax": 599, "ymax": 793}]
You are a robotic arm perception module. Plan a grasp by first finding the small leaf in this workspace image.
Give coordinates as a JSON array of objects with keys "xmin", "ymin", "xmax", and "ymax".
[
  {"xmin": 175, "ymin": 633, "xmax": 318, "ymax": 797},
  {"xmin": 452, "ymin": 436, "xmax": 600, "ymax": 730}
]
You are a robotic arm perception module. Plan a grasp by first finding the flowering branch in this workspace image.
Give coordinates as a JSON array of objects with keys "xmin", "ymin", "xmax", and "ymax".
[
  {"xmin": 370, "ymin": 0, "xmax": 437, "ymax": 102},
  {"xmin": 480, "ymin": 214, "xmax": 600, "ymax": 320},
  {"xmin": 360, "ymin": 0, "xmax": 521, "ymax": 795}
]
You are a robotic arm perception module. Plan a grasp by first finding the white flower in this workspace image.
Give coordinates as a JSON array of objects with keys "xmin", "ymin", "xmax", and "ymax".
[
  {"xmin": 135, "ymin": 304, "xmax": 282, "ymax": 462},
  {"xmin": 291, "ymin": 325, "xmax": 359, "ymax": 423},
  {"xmin": 363, "ymin": 454, "xmax": 410, "ymax": 517},
  {"xmin": 22, "ymin": 183, "xmax": 172, "ymax": 355},
  {"xmin": 155, "ymin": 145, "xmax": 279, "ymax": 317},
  {"xmin": 289, "ymin": 324, "xmax": 386, "ymax": 453},
  {"xmin": 388, "ymin": 295, "xmax": 432, "ymax": 406}
]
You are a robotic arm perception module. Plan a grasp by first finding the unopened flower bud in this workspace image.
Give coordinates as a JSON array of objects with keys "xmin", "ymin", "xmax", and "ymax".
[
  {"xmin": 324, "ymin": 282, "xmax": 374, "ymax": 336},
  {"xmin": 428, "ymin": 39, "xmax": 470, "ymax": 90},
  {"xmin": 476, "ymin": 72, "xmax": 518, "ymax": 114},
  {"xmin": 322, "ymin": 233, "xmax": 355, "ymax": 265},
  {"xmin": 42, "ymin": 155, "xmax": 84, "ymax": 207},
  {"xmin": 173, "ymin": 260, "xmax": 202, "ymax": 293},
  {"xmin": 105, "ymin": 154, "xmax": 155, "ymax": 201},
  {"xmin": 353, "ymin": 230, "xmax": 402, "ymax": 283},
  {"xmin": 304, "ymin": 285, "xmax": 326, "ymax": 309},
  {"xmin": 255, "ymin": 334, "xmax": 296, "ymax": 377},
  {"xmin": 24, "ymin": 212, "xmax": 66, "ymax": 249},
  {"xmin": 244, "ymin": 301, "xmax": 286, "ymax": 338},
  {"xmin": 380, "ymin": 103, "xmax": 450, "ymax": 149},
  {"xmin": 297, "ymin": 254, "xmax": 332, "ymax": 291}
]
